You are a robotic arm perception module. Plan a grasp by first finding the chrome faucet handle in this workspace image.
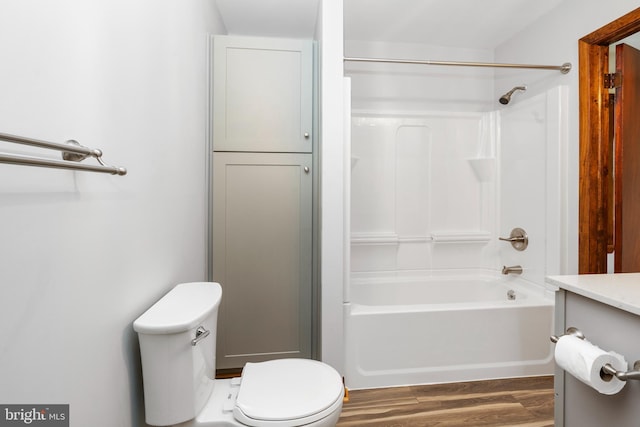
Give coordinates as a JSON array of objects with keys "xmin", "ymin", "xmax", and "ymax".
[
  {"xmin": 499, "ymin": 236, "xmax": 525, "ymax": 242},
  {"xmin": 499, "ymin": 227, "xmax": 528, "ymax": 251}
]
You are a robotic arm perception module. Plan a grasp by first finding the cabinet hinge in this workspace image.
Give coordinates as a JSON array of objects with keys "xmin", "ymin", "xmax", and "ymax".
[{"xmin": 604, "ymin": 73, "xmax": 621, "ymax": 89}]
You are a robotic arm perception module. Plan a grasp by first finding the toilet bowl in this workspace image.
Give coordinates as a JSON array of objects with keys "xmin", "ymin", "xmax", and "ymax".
[
  {"xmin": 133, "ymin": 282, "xmax": 343, "ymax": 427},
  {"xmin": 190, "ymin": 359, "xmax": 343, "ymax": 427}
]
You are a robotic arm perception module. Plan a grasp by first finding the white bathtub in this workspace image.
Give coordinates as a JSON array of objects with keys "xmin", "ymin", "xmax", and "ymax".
[{"xmin": 344, "ymin": 272, "xmax": 555, "ymax": 389}]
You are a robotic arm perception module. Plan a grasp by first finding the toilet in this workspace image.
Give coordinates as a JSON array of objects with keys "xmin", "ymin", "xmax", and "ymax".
[{"xmin": 133, "ymin": 282, "xmax": 344, "ymax": 427}]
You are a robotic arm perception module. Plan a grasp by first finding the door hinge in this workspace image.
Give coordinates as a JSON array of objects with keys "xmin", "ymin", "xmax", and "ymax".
[{"xmin": 604, "ymin": 72, "xmax": 621, "ymax": 89}]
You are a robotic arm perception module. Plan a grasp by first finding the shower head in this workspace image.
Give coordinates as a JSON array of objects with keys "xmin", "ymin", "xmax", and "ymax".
[{"xmin": 499, "ymin": 85, "xmax": 527, "ymax": 105}]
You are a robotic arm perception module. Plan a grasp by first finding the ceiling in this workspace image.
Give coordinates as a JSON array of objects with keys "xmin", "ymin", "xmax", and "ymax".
[
  {"xmin": 215, "ymin": 0, "xmax": 564, "ymax": 49},
  {"xmin": 344, "ymin": 0, "xmax": 564, "ymax": 49},
  {"xmin": 215, "ymin": 0, "xmax": 321, "ymax": 39}
]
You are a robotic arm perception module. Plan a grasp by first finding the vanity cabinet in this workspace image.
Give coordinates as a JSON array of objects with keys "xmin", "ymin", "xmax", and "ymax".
[
  {"xmin": 549, "ymin": 274, "xmax": 640, "ymax": 427},
  {"xmin": 211, "ymin": 35, "xmax": 316, "ymax": 369}
]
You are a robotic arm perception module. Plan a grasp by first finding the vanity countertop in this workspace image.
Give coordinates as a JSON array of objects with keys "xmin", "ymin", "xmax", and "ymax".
[{"xmin": 546, "ymin": 273, "xmax": 640, "ymax": 316}]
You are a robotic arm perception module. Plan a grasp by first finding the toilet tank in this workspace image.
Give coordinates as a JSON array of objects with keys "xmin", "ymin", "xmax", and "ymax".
[{"xmin": 133, "ymin": 282, "xmax": 222, "ymax": 426}]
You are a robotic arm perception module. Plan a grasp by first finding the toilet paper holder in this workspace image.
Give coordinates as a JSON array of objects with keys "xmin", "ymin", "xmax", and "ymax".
[
  {"xmin": 550, "ymin": 326, "xmax": 585, "ymax": 343},
  {"xmin": 551, "ymin": 327, "xmax": 640, "ymax": 382},
  {"xmin": 601, "ymin": 361, "xmax": 640, "ymax": 381}
]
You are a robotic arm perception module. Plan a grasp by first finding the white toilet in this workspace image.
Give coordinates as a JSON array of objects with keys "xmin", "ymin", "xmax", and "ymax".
[{"xmin": 133, "ymin": 282, "xmax": 344, "ymax": 427}]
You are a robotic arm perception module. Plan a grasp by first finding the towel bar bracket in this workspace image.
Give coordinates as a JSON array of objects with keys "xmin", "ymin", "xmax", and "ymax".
[{"xmin": 62, "ymin": 140, "xmax": 92, "ymax": 162}]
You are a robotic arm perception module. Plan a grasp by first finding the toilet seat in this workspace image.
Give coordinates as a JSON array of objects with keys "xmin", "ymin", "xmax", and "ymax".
[{"xmin": 233, "ymin": 359, "xmax": 344, "ymax": 427}]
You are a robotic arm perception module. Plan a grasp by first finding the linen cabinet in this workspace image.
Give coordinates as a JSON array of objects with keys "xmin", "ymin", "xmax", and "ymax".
[{"xmin": 211, "ymin": 35, "xmax": 315, "ymax": 369}]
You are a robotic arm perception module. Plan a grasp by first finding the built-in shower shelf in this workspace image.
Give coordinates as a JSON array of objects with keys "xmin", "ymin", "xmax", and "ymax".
[
  {"xmin": 351, "ymin": 232, "xmax": 431, "ymax": 245},
  {"xmin": 430, "ymin": 231, "xmax": 491, "ymax": 243},
  {"xmin": 352, "ymin": 231, "xmax": 491, "ymax": 245},
  {"xmin": 351, "ymin": 232, "xmax": 399, "ymax": 245}
]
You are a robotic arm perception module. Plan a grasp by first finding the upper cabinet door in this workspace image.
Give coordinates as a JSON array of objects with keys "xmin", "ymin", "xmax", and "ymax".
[{"xmin": 213, "ymin": 36, "xmax": 313, "ymax": 153}]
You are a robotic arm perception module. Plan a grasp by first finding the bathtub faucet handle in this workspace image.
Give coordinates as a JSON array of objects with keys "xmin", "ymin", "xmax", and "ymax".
[
  {"xmin": 499, "ymin": 236, "xmax": 525, "ymax": 242},
  {"xmin": 499, "ymin": 228, "xmax": 528, "ymax": 251},
  {"xmin": 502, "ymin": 265, "xmax": 523, "ymax": 275}
]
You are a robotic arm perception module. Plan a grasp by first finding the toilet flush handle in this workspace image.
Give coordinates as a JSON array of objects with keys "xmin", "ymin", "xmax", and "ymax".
[{"xmin": 191, "ymin": 326, "xmax": 210, "ymax": 346}]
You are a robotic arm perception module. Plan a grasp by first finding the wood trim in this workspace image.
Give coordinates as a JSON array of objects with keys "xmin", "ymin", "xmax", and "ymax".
[
  {"xmin": 215, "ymin": 368, "xmax": 242, "ymax": 378},
  {"xmin": 607, "ymin": 93, "xmax": 615, "ymax": 254},
  {"xmin": 579, "ymin": 41, "xmax": 609, "ymax": 273},
  {"xmin": 581, "ymin": 8, "xmax": 640, "ymax": 45},
  {"xmin": 579, "ymin": 7, "xmax": 640, "ymax": 273}
]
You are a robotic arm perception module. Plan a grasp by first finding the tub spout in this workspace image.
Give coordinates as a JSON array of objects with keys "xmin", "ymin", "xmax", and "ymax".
[{"xmin": 502, "ymin": 265, "xmax": 523, "ymax": 275}]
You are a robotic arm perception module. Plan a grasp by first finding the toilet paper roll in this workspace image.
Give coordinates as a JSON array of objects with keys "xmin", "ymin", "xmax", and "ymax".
[{"xmin": 555, "ymin": 335, "xmax": 628, "ymax": 395}]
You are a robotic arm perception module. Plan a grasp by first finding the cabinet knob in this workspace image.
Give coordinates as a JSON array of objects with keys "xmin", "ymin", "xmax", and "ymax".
[
  {"xmin": 304, "ymin": 133, "xmax": 310, "ymax": 139},
  {"xmin": 304, "ymin": 166, "xmax": 310, "ymax": 174}
]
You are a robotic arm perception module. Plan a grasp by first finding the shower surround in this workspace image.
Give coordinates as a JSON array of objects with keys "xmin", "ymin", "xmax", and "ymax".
[
  {"xmin": 350, "ymin": 111, "xmax": 498, "ymax": 273},
  {"xmin": 344, "ymin": 41, "xmax": 567, "ymax": 388}
]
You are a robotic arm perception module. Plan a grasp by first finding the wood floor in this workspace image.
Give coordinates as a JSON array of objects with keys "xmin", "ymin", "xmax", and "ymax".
[{"xmin": 337, "ymin": 376, "xmax": 554, "ymax": 427}]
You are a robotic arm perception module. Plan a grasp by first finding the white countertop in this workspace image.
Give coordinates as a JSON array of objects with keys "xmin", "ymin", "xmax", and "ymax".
[{"xmin": 546, "ymin": 273, "xmax": 640, "ymax": 316}]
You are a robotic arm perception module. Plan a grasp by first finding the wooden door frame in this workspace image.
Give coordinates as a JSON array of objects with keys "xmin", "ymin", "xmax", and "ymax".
[{"xmin": 579, "ymin": 7, "xmax": 640, "ymax": 273}]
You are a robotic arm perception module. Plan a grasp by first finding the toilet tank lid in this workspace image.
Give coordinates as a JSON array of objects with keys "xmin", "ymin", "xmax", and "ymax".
[{"xmin": 133, "ymin": 282, "xmax": 222, "ymax": 334}]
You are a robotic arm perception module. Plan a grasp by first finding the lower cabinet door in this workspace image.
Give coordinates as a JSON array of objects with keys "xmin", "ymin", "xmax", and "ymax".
[{"xmin": 212, "ymin": 152, "xmax": 313, "ymax": 369}]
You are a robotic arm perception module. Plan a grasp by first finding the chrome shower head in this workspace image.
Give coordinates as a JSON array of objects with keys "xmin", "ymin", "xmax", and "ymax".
[{"xmin": 499, "ymin": 85, "xmax": 527, "ymax": 105}]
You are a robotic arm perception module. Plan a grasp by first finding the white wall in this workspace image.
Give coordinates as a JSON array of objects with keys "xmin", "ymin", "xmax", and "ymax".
[
  {"xmin": 0, "ymin": 2, "xmax": 225, "ymax": 426},
  {"xmin": 495, "ymin": 0, "xmax": 640, "ymax": 274},
  {"xmin": 317, "ymin": 0, "xmax": 346, "ymax": 373}
]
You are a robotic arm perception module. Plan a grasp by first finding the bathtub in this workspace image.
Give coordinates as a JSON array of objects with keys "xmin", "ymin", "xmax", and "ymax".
[{"xmin": 344, "ymin": 271, "xmax": 555, "ymax": 389}]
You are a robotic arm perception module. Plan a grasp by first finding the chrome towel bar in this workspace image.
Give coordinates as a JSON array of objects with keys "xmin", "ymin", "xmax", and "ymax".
[
  {"xmin": 0, "ymin": 132, "xmax": 127, "ymax": 176},
  {"xmin": 0, "ymin": 152, "xmax": 127, "ymax": 175}
]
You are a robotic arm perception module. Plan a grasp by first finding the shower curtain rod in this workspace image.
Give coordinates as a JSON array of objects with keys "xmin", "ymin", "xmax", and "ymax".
[{"xmin": 344, "ymin": 56, "xmax": 572, "ymax": 74}]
